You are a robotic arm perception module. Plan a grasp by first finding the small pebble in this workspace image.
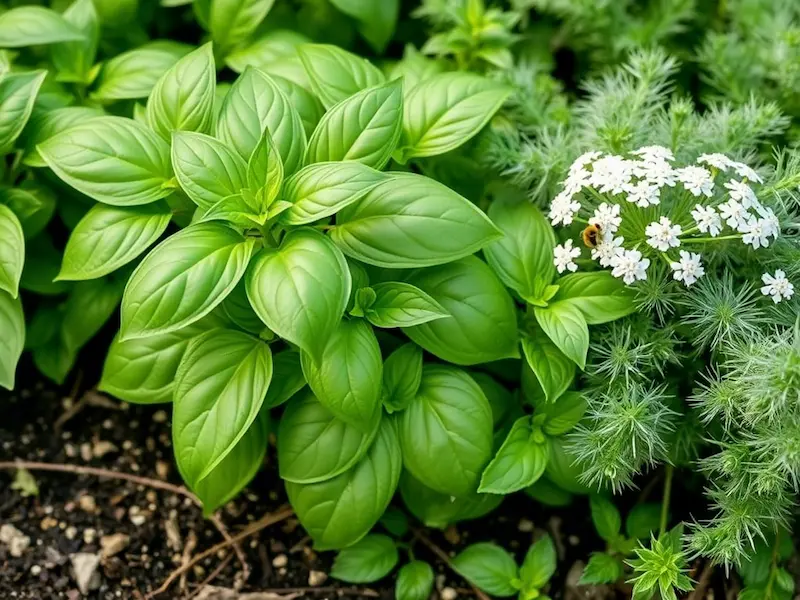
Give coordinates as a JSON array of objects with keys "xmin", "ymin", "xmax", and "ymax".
[
  {"xmin": 130, "ymin": 515, "xmax": 146, "ymax": 527},
  {"xmin": 308, "ymin": 570, "xmax": 327, "ymax": 586},
  {"xmin": 65, "ymin": 526, "xmax": 78, "ymax": 540},
  {"xmin": 78, "ymin": 495, "xmax": 97, "ymax": 513},
  {"xmin": 153, "ymin": 410, "xmax": 168, "ymax": 423},
  {"xmin": 30, "ymin": 565, "xmax": 41, "ymax": 576},
  {"xmin": 272, "ymin": 554, "xmax": 288, "ymax": 568},
  {"xmin": 441, "ymin": 587, "xmax": 458, "ymax": 600},
  {"xmin": 518, "ymin": 518, "xmax": 534, "ymax": 532},
  {"xmin": 83, "ymin": 528, "xmax": 97, "ymax": 544}
]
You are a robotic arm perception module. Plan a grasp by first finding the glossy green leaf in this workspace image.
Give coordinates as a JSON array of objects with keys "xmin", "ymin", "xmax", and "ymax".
[
  {"xmin": 58, "ymin": 202, "xmax": 171, "ymax": 281},
  {"xmin": 247, "ymin": 127, "xmax": 283, "ymax": 212},
  {"xmin": 366, "ymin": 282, "xmax": 449, "ymax": 328},
  {"xmin": 331, "ymin": 534, "xmax": 398, "ymax": 583},
  {"xmin": 551, "ymin": 271, "xmax": 636, "ymax": 325},
  {"xmin": 579, "ymin": 552, "xmax": 624, "ymax": 585},
  {"xmin": 39, "ymin": 116, "xmax": 173, "ymax": 206},
  {"xmin": 404, "ymin": 257, "xmax": 519, "ymax": 365},
  {"xmin": 51, "ymin": 0, "xmax": 98, "ymax": 84},
  {"xmin": 209, "ymin": 0, "xmax": 275, "ymax": 56},
  {"xmin": 286, "ymin": 417, "xmax": 401, "ymax": 550},
  {"xmin": 0, "ymin": 70, "xmax": 46, "ymax": 153},
  {"xmin": 298, "ymin": 44, "xmax": 385, "ymax": 108},
  {"xmin": 306, "ymin": 80, "xmax": 403, "ymax": 169},
  {"xmin": 121, "ymin": 222, "xmax": 254, "ymax": 339},
  {"xmin": 534, "ymin": 303, "xmax": 589, "ymax": 370},
  {"xmin": 520, "ymin": 535, "xmax": 557, "ymax": 590},
  {"xmin": 264, "ymin": 350, "xmax": 306, "ymax": 408},
  {"xmin": 382, "ymin": 342, "xmax": 422, "ymax": 413},
  {"xmin": 399, "ymin": 365, "xmax": 493, "ymax": 496},
  {"xmin": 61, "ymin": 277, "xmax": 124, "ymax": 355},
  {"xmin": 625, "ymin": 504, "xmax": 662, "ymax": 540},
  {"xmin": 278, "ymin": 391, "xmax": 379, "ymax": 483},
  {"xmin": 590, "ymin": 495, "xmax": 622, "ymax": 542},
  {"xmin": 246, "ymin": 228, "xmax": 350, "ymax": 361},
  {"xmin": 331, "ymin": 173, "xmax": 501, "ymax": 268},
  {"xmin": 173, "ymin": 329, "xmax": 272, "ymax": 486},
  {"xmin": 0, "ymin": 205, "xmax": 24, "ymax": 298},
  {"xmin": 21, "ymin": 106, "xmax": 104, "ymax": 168},
  {"xmin": 0, "ymin": 291, "xmax": 24, "ymax": 390},
  {"xmin": 272, "ymin": 74, "xmax": 325, "ymax": 136},
  {"xmin": 536, "ymin": 391, "xmax": 586, "ymax": 436},
  {"xmin": 452, "ymin": 543, "xmax": 520, "ymax": 597},
  {"xmin": 225, "ymin": 30, "xmax": 309, "ymax": 75},
  {"xmin": 479, "ymin": 416, "xmax": 550, "ymax": 494},
  {"xmin": 329, "ymin": 0, "xmax": 398, "ymax": 53},
  {"xmin": 0, "ymin": 184, "xmax": 56, "ymax": 239},
  {"xmin": 396, "ymin": 560, "xmax": 434, "ymax": 600},
  {"xmin": 521, "ymin": 328, "xmax": 575, "ymax": 404},
  {"xmin": 300, "ymin": 319, "xmax": 383, "ymax": 432},
  {"xmin": 0, "ymin": 7, "xmax": 85, "ymax": 47}
]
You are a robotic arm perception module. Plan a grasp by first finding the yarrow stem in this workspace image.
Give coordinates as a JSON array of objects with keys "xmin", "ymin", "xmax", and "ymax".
[
  {"xmin": 682, "ymin": 234, "xmax": 742, "ymax": 243},
  {"xmin": 660, "ymin": 465, "xmax": 674, "ymax": 536}
]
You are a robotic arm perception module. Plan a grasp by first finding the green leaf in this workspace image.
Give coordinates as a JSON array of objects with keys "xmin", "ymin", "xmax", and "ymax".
[
  {"xmin": 19, "ymin": 234, "xmax": 69, "ymax": 296},
  {"xmin": 551, "ymin": 271, "xmax": 636, "ymax": 325},
  {"xmin": 534, "ymin": 303, "xmax": 589, "ymax": 370},
  {"xmin": 479, "ymin": 416, "xmax": 549, "ymax": 494},
  {"xmin": 282, "ymin": 161, "xmax": 386, "ymax": 226},
  {"xmin": 331, "ymin": 534, "xmax": 399, "ymax": 583},
  {"xmin": 61, "ymin": 278, "xmax": 124, "ymax": 354},
  {"xmin": 398, "ymin": 73, "xmax": 510, "ymax": 161},
  {"xmin": 171, "ymin": 131, "xmax": 248, "ymax": 211},
  {"xmin": 579, "ymin": 553, "xmax": 623, "ymax": 585},
  {"xmin": 209, "ymin": 0, "xmax": 275, "ymax": 56},
  {"xmin": 219, "ymin": 280, "xmax": 265, "ymax": 334},
  {"xmin": 525, "ymin": 477, "xmax": 573, "ymax": 507},
  {"xmin": 39, "ymin": 116, "xmax": 173, "ymax": 206},
  {"xmin": 50, "ymin": 0, "xmax": 98, "ymax": 85},
  {"xmin": 33, "ymin": 336, "xmax": 75, "ymax": 385},
  {"xmin": 146, "ymin": 43, "xmax": 216, "ymax": 140},
  {"xmin": 286, "ymin": 417, "xmax": 401, "ymax": 550},
  {"xmin": 99, "ymin": 315, "xmax": 226, "ymax": 404},
  {"xmin": 91, "ymin": 42, "xmax": 191, "ymax": 102},
  {"xmin": 0, "ymin": 291, "xmax": 24, "ymax": 390},
  {"xmin": 298, "ymin": 44, "xmax": 385, "ymax": 109},
  {"xmin": 536, "ymin": 391, "xmax": 586, "ymax": 436},
  {"xmin": 0, "ymin": 70, "xmax": 46, "ymax": 153},
  {"xmin": 193, "ymin": 406, "xmax": 269, "ymax": 514},
  {"xmin": 272, "ymin": 73, "xmax": 325, "ymax": 136},
  {"xmin": 485, "ymin": 197, "xmax": 556, "ymax": 303},
  {"xmin": 0, "ymin": 7, "xmax": 85, "ymax": 47},
  {"xmin": 225, "ymin": 29, "xmax": 309, "ymax": 76},
  {"xmin": 366, "ymin": 282, "xmax": 449, "ymax": 328},
  {"xmin": 399, "ymin": 365, "xmax": 493, "ymax": 496},
  {"xmin": 20, "ymin": 106, "xmax": 104, "ymax": 168},
  {"xmin": 520, "ymin": 535, "xmax": 557, "ymax": 589},
  {"xmin": 306, "ymin": 79, "xmax": 403, "ymax": 169},
  {"xmin": 217, "ymin": 68, "xmax": 307, "ymax": 176},
  {"xmin": 389, "ymin": 45, "xmax": 445, "ymax": 90},
  {"xmin": 452, "ymin": 543, "xmax": 520, "ymax": 597},
  {"xmin": 278, "ymin": 391, "xmax": 379, "ymax": 483},
  {"xmin": 173, "ymin": 329, "xmax": 272, "ymax": 487},
  {"xmin": 121, "ymin": 222, "xmax": 254, "ymax": 339},
  {"xmin": 264, "ymin": 350, "xmax": 306, "ymax": 408},
  {"xmin": 382, "ymin": 343, "xmax": 422, "ymax": 414},
  {"xmin": 331, "ymin": 173, "xmax": 501, "ymax": 268},
  {"xmin": 329, "ymin": 0, "xmax": 399, "ymax": 53},
  {"xmin": 246, "ymin": 228, "xmax": 350, "ymax": 361},
  {"xmin": 625, "ymin": 504, "xmax": 662, "ymax": 540},
  {"xmin": 521, "ymin": 327, "xmax": 576, "ymax": 404},
  {"xmin": 396, "ymin": 560, "xmax": 434, "ymax": 600},
  {"xmin": 300, "ymin": 319, "xmax": 383, "ymax": 432},
  {"xmin": 58, "ymin": 202, "xmax": 171, "ymax": 281},
  {"xmin": 0, "ymin": 184, "xmax": 56, "ymax": 239},
  {"xmin": 590, "ymin": 495, "xmax": 622, "ymax": 542},
  {"xmin": 0, "ymin": 205, "xmax": 24, "ymax": 298},
  {"xmin": 471, "ymin": 372, "xmax": 517, "ymax": 428},
  {"xmin": 246, "ymin": 127, "xmax": 283, "ymax": 212},
  {"xmin": 404, "ymin": 257, "xmax": 519, "ymax": 365}
]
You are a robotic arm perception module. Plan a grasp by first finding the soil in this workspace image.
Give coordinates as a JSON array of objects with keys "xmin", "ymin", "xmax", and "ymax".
[{"xmin": 0, "ymin": 363, "xmax": 712, "ymax": 600}]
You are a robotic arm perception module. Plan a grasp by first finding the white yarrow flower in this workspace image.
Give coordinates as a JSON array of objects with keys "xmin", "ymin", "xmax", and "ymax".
[
  {"xmin": 589, "ymin": 202, "xmax": 622, "ymax": 234},
  {"xmin": 634, "ymin": 159, "xmax": 677, "ymax": 189},
  {"xmin": 740, "ymin": 216, "xmax": 771, "ymax": 249},
  {"xmin": 591, "ymin": 235, "xmax": 624, "ymax": 267},
  {"xmin": 645, "ymin": 216, "xmax": 682, "ymax": 251},
  {"xmin": 761, "ymin": 270, "xmax": 794, "ymax": 303},
  {"xmin": 724, "ymin": 179, "xmax": 759, "ymax": 209},
  {"xmin": 676, "ymin": 166, "xmax": 714, "ymax": 197},
  {"xmin": 691, "ymin": 204, "xmax": 722, "ymax": 236},
  {"xmin": 756, "ymin": 205, "xmax": 780, "ymax": 240},
  {"xmin": 611, "ymin": 249, "xmax": 650, "ymax": 285},
  {"xmin": 717, "ymin": 199, "xmax": 751, "ymax": 231},
  {"xmin": 625, "ymin": 180, "xmax": 661, "ymax": 207},
  {"xmin": 549, "ymin": 191, "xmax": 582, "ymax": 226},
  {"xmin": 670, "ymin": 251, "xmax": 705, "ymax": 286},
  {"xmin": 553, "ymin": 239, "xmax": 581, "ymax": 273},
  {"xmin": 590, "ymin": 155, "xmax": 635, "ymax": 194},
  {"xmin": 632, "ymin": 145, "xmax": 675, "ymax": 162},
  {"xmin": 570, "ymin": 151, "xmax": 603, "ymax": 176},
  {"xmin": 730, "ymin": 161, "xmax": 763, "ymax": 184},
  {"xmin": 697, "ymin": 153, "xmax": 734, "ymax": 171}
]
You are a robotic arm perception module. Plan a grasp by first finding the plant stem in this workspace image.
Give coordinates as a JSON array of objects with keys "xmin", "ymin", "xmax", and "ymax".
[
  {"xmin": 682, "ymin": 234, "xmax": 742, "ymax": 243},
  {"xmin": 660, "ymin": 465, "xmax": 674, "ymax": 536},
  {"xmin": 764, "ymin": 530, "xmax": 781, "ymax": 599}
]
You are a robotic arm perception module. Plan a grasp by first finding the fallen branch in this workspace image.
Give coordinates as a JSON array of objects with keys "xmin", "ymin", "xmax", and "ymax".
[
  {"xmin": 687, "ymin": 560, "xmax": 714, "ymax": 600},
  {"xmin": 187, "ymin": 553, "xmax": 234, "ymax": 600}
]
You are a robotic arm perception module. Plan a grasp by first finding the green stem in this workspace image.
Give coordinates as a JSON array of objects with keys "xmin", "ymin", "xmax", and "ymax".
[
  {"xmin": 764, "ymin": 531, "xmax": 781, "ymax": 599},
  {"xmin": 682, "ymin": 234, "xmax": 742, "ymax": 243},
  {"xmin": 659, "ymin": 465, "xmax": 674, "ymax": 536}
]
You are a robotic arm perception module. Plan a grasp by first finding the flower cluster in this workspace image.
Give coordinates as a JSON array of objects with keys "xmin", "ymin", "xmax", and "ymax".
[{"xmin": 549, "ymin": 147, "xmax": 793, "ymax": 302}]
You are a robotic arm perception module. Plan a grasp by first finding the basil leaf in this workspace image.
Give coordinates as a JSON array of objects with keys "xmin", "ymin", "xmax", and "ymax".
[
  {"xmin": 300, "ymin": 319, "xmax": 383, "ymax": 432},
  {"xmin": 247, "ymin": 127, "xmax": 283, "ymax": 212},
  {"xmin": 452, "ymin": 543, "xmax": 520, "ymax": 597},
  {"xmin": 173, "ymin": 329, "xmax": 272, "ymax": 486},
  {"xmin": 146, "ymin": 43, "xmax": 216, "ymax": 140},
  {"xmin": 279, "ymin": 391, "xmax": 380, "ymax": 484},
  {"xmin": 520, "ymin": 535, "xmax": 557, "ymax": 590},
  {"xmin": 121, "ymin": 222, "xmax": 255, "ymax": 340},
  {"xmin": 537, "ymin": 391, "xmax": 586, "ymax": 436},
  {"xmin": 579, "ymin": 552, "xmax": 624, "ymax": 585},
  {"xmin": 0, "ymin": 291, "xmax": 24, "ymax": 390},
  {"xmin": 329, "ymin": 0, "xmax": 398, "ymax": 53},
  {"xmin": 193, "ymin": 406, "xmax": 269, "ymax": 515},
  {"xmin": 388, "ymin": 45, "xmax": 444, "ymax": 90},
  {"xmin": 470, "ymin": 372, "xmax": 516, "ymax": 428},
  {"xmin": 534, "ymin": 303, "xmax": 589, "ymax": 370},
  {"xmin": 590, "ymin": 495, "xmax": 622, "ymax": 542},
  {"xmin": 208, "ymin": 0, "xmax": 275, "ymax": 56},
  {"xmin": 0, "ymin": 70, "xmax": 46, "ymax": 153},
  {"xmin": 171, "ymin": 131, "xmax": 247, "ymax": 211},
  {"xmin": 382, "ymin": 342, "xmax": 422, "ymax": 414},
  {"xmin": 272, "ymin": 74, "xmax": 324, "ymax": 137},
  {"xmin": 396, "ymin": 560, "xmax": 435, "ymax": 600},
  {"xmin": 306, "ymin": 79, "xmax": 403, "ymax": 169},
  {"xmin": 331, "ymin": 534, "xmax": 398, "ymax": 583},
  {"xmin": 0, "ymin": 205, "xmax": 24, "ymax": 298},
  {"xmin": 246, "ymin": 228, "xmax": 350, "ymax": 361},
  {"xmin": 479, "ymin": 416, "xmax": 550, "ymax": 494},
  {"xmin": 286, "ymin": 417, "xmax": 401, "ymax": 550},
  {"xmin": 521, "ymin": 327, "xmax": 575, "ymax": 403},
  {"xmin": 0, "ymin": 184, "xmax": 56, "ymax": 239},
  {"xmin": 399, "ymin": 365, "xmax": 493, "ymax": 496},
  {"xmin": 264, "ymin": 350, "xmax": 306, "ymax": 408},
  {"xmin": 61, "ymin": 277, "xmax": 124, "ymax": 354},
  {"xmin": 58, "ymin": 202, "xmax": 171, "ymax": 281},
  {"xmin": 39, "ymin": 116, "xmax": 173, "ymax": 206},
  {"xmin": 50, "ymin": 0, "xmax": 98, "ymax": 85},
  {"xmin": 551, "ymin": 271, "xmax": 636, "ymax": 325},
  {"xmin": 545, "ymin": 436, "xmax": 591, "ymax": 495},
  {"xmin": 20, "ymin": 233, "xmax": 69, "ymax": 296},
  {"xmin": 91, "ymin": 42, "xmax": 191, "ymax": 102},
  {"xmin": 282, "ymin": 161, "xmax": 386, "ymax": 226},
  {"xmin": 0, "ymin": 7, "xmax": 85, "ymax": 47},
  {"xmin": 399, "ymin": 72, "xmax": 510, "ymax": 161},
  {"xmin": 225, "ymin": 29, "xmax": 309, "ymax": 76},
  {"xmin": 99, "ymin": 315, "xmax": 226, "ymax": 404},
  {"xmin": 331, "ymin": 173, "xmax": 501, "ymax": 268},
  {"xmin": 217, "ymin": 67, "xmax": 307, "ymax": 176},
  {"xmin": 485, "ymin": 197, "xmax": 556, "ymax": 303},
  {"xmin": 298, "ymin": 44, "xmax": 385, "ymax": 109},
  {"xmin": 366, "ymin": 282, "xmax": 449, "ymax": 328},
  {"xmin": 625, "ymin": 503, "xmax": 662, "ymax": 540},
  {"xmin": 21, "ymin": 106, "xmax": 105, "ymax": 168},
  {"xmin": 404, "ymin": 257, "xmax": 519, "ymax": 365}
]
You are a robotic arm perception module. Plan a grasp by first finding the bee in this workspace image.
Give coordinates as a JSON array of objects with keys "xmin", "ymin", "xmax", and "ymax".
[{"xmin": 582, "ymin": 223, "xmax": 602, "ymax": 248}]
